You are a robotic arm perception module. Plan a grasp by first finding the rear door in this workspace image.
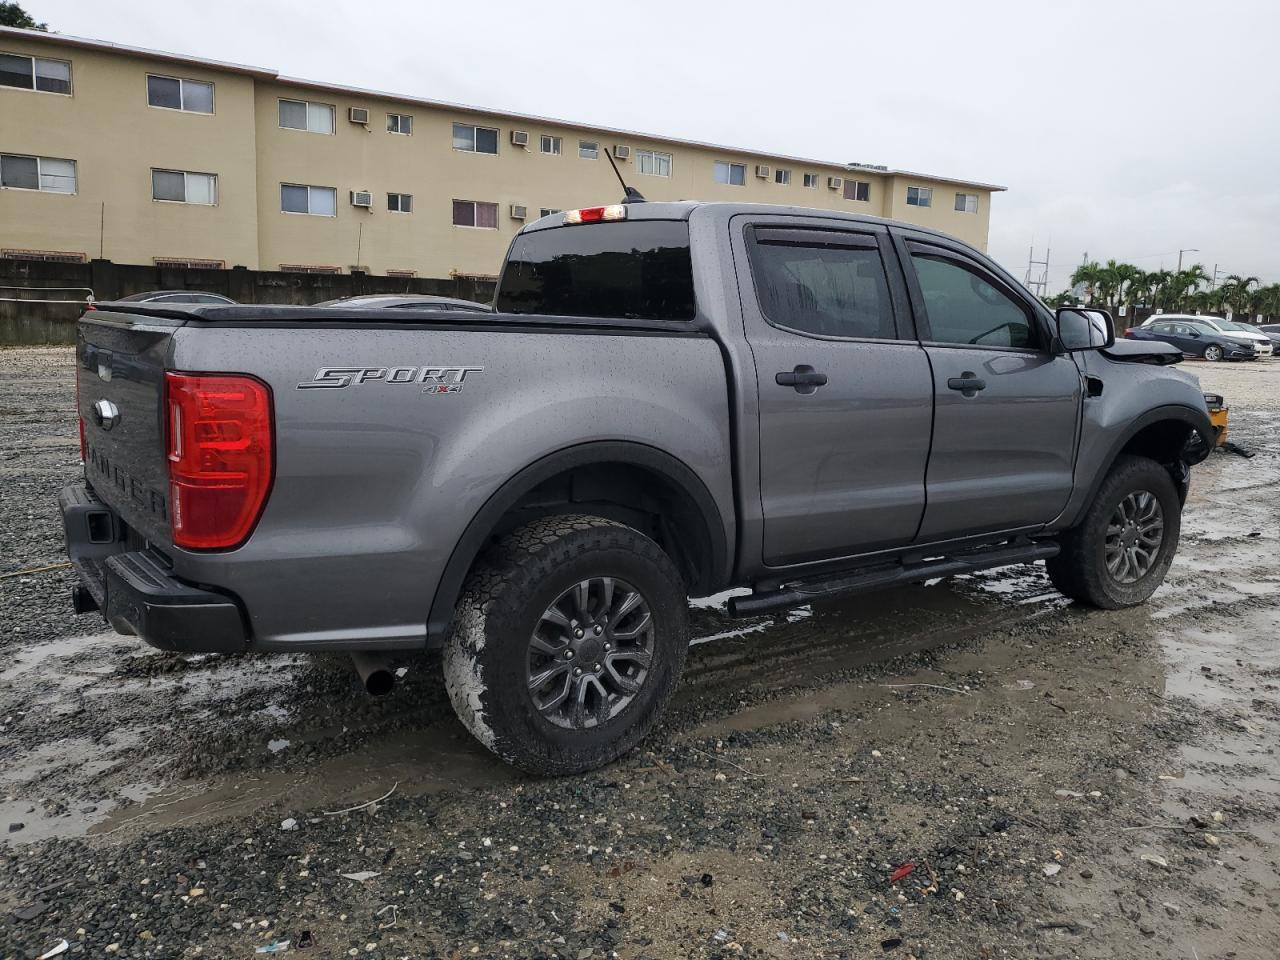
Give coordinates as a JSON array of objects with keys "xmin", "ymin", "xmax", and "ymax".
[
  {"xmin": 898, "ymin": 236, "xmax": 1082, "ymax": 541},
  {"xmin": 734, "ymin": 217, "xmax": 933, "ymax": 566}
]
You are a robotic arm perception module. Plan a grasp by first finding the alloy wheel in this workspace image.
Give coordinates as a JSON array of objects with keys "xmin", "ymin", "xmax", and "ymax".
[
  {"xmin": 1104, "ymin": 490, "xmax": 1164, "ymax": 584},
  {"xmin": 526, "ymin": 577, "xmax": 655, "ymax": 729}
]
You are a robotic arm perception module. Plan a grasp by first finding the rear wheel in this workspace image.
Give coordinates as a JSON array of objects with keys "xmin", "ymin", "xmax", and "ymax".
[
  {"xmin": 1203, "ymin": 344, "xmax": 1224, "ymax": 362},
  {"xmin": 444, "ymin": 515, "xmax": 688, "ymax": 775},
  {"xmin": 1046, "ymin": 455, "xmax": 1181, "ymax": 609}
]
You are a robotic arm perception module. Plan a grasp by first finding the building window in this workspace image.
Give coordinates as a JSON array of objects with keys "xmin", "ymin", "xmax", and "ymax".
[
  {"xmin": 774, "ymin": 168, "xmax": 791, "ymax": 185},
  {"xmin": 147, "ymin": 74, "xmax": 214, "ymax": 113},
  {"xmin": 578, "ymin": 140, "xmax": 599, "ymax": 160},
  {"xmin": 388, "ymin": 192, "xmax": 412, "ymax": 213},
  {"xmin": 0, "ymin": 153, "xmax": 76, "ymax": 193},
  {"xmin": 2, "ymin": 247, "xmax": 86, "ymax": 263},
  {"xmin": 844, "ymin": 179, "xmax": 870, "ymax": 202},
  {"xmin": 539, "ymin": 208, "xmax": 561, "ymax": 218},
  {"xmin": 713, "ymin": 161, "xmax": 746, "ymax": 186},
  {"xmin": 152, "ymin": 169, "xmax": 217, "ymax": 205},
  {"xmin": 453, "ymin": 123, "xmax": 498, "ymax": 154},
  {"xmin": 387, "ymin": 113, "xmax": 413, "ymax": 135},
  {"xmin": 803, "ymin": 173, "xmax": 819, "ymax": 189},
  {"xmin": 279, "ymin": 98, "xmax": 335, "ymax": 134},
  {"xmin": 386, "ymin": 269, "xmax": 416, "ymax": 278},
  {"xmin": 154, "ymin": 257, "xmax": 225, "ymax": 269},
  {"xmin": 279, "ymin": 264, "xmax": 342, "ymax": 274},
  {"xmin": 954, "ymin": 192, "xmax": 978, "ymax": 213},
  {"xmin": 0, "ymin": 52, "xmax": 72, "ymax": 94},
  {"xmin": 906, "ymin": 185, "xmax": 932, "ymax": 207},
  {"xmin": 280, "ymin": 183, "xmax": 337, "ymax": 216},
  {"xmin": 635, "ymin": 149, "xmax": 672, "ymax": 177},
  {"xmin": 540, "ymin": 135, "xmax": 561, "ymax": 155},
  {"xmin": 452, "ymin": 199, "xmax": 499, "ymax": 228}
]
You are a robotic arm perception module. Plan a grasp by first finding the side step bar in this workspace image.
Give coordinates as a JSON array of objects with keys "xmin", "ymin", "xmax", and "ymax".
[{"xmin": 728, "ymin": 540, "xmax": 1060, "ymax": 617}]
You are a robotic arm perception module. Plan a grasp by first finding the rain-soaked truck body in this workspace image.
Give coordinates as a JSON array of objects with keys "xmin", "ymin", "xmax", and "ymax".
[{"xmin": 62, "ymin": 201, "xmax": 1214, "ymax": 773}]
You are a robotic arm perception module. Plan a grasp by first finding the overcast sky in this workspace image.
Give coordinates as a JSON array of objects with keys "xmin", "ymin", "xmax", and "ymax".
[{"xmin": 35, "ymin": 0, "xmax": 1279, "ymax": 291}]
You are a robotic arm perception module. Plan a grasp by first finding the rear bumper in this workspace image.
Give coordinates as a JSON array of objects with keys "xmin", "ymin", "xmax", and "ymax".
[{"xmin": 60, "ymin": 481, "xmax": 248, "ymax": 653}]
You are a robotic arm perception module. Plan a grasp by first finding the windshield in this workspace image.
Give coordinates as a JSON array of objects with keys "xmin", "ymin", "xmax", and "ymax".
[{"xmin": 496, "ymin": 220, "xmax": 695, "ymax": 321}]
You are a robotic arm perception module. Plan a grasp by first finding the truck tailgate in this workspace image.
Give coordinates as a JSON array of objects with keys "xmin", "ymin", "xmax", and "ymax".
[{"xmin": 77, "ymin": 312, "xmax": 183, "ymax": 548}]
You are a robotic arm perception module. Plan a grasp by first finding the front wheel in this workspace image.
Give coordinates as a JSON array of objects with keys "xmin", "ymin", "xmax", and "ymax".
[
  {"xmin": 1045, "ymin": 455, "xmax": 1181, "ymax": 609},
  {"xmin": 444, "ymin": 515, "xmax": 689, "ymax": 775},
  {"xmin": 1203, "ymin": 344, "xmax": 1224, "ymax": 362}
]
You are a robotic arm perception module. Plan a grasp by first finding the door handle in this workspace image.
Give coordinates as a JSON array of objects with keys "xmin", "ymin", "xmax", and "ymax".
[
  {"xmin": 946, "ymin": 371, "xmax": 986, "ymax": 397},
  {"xmin": 776, "ymin": 365, "xmax": 828, "ymax": 394}
]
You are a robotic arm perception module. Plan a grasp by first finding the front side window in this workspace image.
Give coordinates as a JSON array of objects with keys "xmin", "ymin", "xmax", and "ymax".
[
  {"xmin": 774, "ymin": 168, "xmax": 791, "ymax": 185},
  {"xmin": 541, "ymin": 135, "xmax": 561, "ymax": 155},
  {"xmin": 0, "ymin": 53, "xmax": 72, "ymax": 93},
  {"xmin": 388, "ymin": 192, "xmax": 412, "ymax": 213},
  {"xmin": 843, "ymin": 179, "xmax": 870, "ymax": 202},
  {"xmin": 911, "ymin": 251, "xmax": 1033, "ymax": 348},
  {"xmin": 496, "ymin": 220, "xmax": 695, "ymax": 321},
  {"xmin": 906, "ymin": 185, "xmax": 932, "ymax": 207},
  {"xmin": 453, "ymin": 123, "xmax": 498, "ymax": 153},
  {"xmin": 954, "ymin": 192, "xmax": 978, "ymax": 213},
  {"xmin": 452, "ymin": 199, "xmax": 498, "ymax": 228},
  {"xmin": 280, "ymin": 183, "xmax": 336, "ymax": 216},
  {"xmin": 1, "ymin": 153, "xmax": 76, "ymax": 193},
  {"xmin": 714, "ymin": 161, "xmax": 746, "ymax": 186},
  {"xmin": 387, "ymin": 113, "xmax": 412, "ymax": 135},
  {"xmin": 152, "ymin": 169, "xmax": 217, "ymax": 205},
  {"xmin": 578, "ymin": 140, "xmax": 599, "ymax": 159},
  {"xmin": 803, "ymin": 173, "xmax": 819, "ymax": 188},
  {"xmin": 635, "ymin": 149, "xmax": 672, "ymax": 177},
  {"xmin": 747, "ymin": 229, "xmax": 895, "ymax": 340},
  {"xmin": 147, "ymin": 74, "xmax": 214, "ymax": 113},
  {"xmin": 279, "ymin": 99, "xmax": 335, "ymax": 134}
]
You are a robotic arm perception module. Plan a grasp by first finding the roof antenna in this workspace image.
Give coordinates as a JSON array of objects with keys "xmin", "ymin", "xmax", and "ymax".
[{"xmin": 604, "ymin": 148, "xmax": 646, "ymax": 204}]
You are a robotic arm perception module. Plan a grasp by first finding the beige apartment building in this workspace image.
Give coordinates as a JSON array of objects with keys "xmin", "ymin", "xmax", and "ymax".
[{"xmin": 0, "ymin": 26, "xmax": 1005, "ymax": 279}]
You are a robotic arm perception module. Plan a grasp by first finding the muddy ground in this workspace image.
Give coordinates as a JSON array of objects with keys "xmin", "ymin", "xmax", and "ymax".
[{"xmin": 1, "ymin": 346, "xmax": 1277, "ymax": 960}]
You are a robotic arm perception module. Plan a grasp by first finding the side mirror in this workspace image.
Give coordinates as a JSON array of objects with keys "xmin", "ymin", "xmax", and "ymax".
[
  {"xmin": 1188, "ymin": 331, "xmax": 1200, "ymax": 338},
  {"xmin": 1056, "ymin": 307, "xmax": 1114, "ymax": 351}
]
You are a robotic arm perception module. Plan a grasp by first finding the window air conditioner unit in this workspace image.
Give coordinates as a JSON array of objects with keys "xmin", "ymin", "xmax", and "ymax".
[
  {"xmin": 756, "ymin": 164, "xmax": 770, "ymax": 178},
  {"xmin": 348, "ymin": 107, "xmax": 370, "ymax": 125},
  {"xmin": 828, "ymin": 176, "xmax": 842, "ymax": 189},
  {"xmin": 350, "ymin": 190, "xmax": 373, "ymax": 208},
  {"xmin": 510, "ymin": 204, "xmax": 527, "ymax": 220},
  {"xmin": 511, "ymin": 130, "xmax": 529, "ymax": 147},
  {"xmin": 613, "ymin": 144, "xmax": 630, "ymax": 160}
]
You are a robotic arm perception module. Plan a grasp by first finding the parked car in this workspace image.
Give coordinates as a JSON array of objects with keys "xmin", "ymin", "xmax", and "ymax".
[
  {"xmin": 62, "ymin": 200, "xmax": 1213, "ymax": 774},
  {"xmin": 1127, "ymin": 318, "xmax": 1258, "ymax": 361},
  {"xmin": 314, "ymin": 294, "xmax": 492, "ymax": 312},
  {"xmin": 113, "ymin": 290, "xmax": 237, "ymax": 305},
  {"xmin": 1139, "ymin": 313, "xmax": 1272, "ymax": 358},
  {"xmin": 1254, "ymin": 323, "xmax": 1280, "ymax": 350}
]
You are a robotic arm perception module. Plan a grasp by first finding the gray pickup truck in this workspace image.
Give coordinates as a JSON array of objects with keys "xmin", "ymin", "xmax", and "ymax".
[{"xmin": 61, "ymin": 200, "xmax": 1213, "ymax": 774}]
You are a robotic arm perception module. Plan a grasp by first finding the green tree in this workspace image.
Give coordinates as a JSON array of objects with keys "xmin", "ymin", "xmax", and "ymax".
[
  {"xmin": 0, "ymin": 2, "xmax": 46, "ymax": 29},
  {"xmin": 1070, "ymin": 261, "xmax": 1104, "ymax": 304},
  {"xmin": 1218, "ymin": 275, "xmax": 1259, "ymax": 317}
]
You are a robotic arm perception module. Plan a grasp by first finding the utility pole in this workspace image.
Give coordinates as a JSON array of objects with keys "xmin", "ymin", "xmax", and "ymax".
[
  {"xmin": 1176, "ymin": 248, "xmax": 1198, "ymax": 273},
  {"xmin": 1211, "ymin": 264, "xmax": 1224, "ymax": 290}
]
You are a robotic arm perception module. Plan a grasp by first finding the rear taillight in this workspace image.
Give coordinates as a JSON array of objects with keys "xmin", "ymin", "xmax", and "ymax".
[
  {"xmin": 75, "ymin": 365, "xmax": 86, "ymax": 461},
  {"xmin": 164, "ymin": 372, "xmax": 273, "ymax": 550},
  {"xmin": 563, "ymin": 204, "xmax": 626, "ymax": 225},
  {"xmin": 1123, "ymin": 329, "xmax": 1135, "ymax": 338}
]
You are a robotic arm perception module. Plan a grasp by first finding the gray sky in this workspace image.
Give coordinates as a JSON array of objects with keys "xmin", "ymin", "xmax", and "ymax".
[{"xmin": 37, "ymin": 0, "xmax": 1279, "ymax": 291}]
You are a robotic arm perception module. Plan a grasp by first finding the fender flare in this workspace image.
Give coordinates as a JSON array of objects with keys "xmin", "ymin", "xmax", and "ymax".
[
  {"xmin": 425, "ymin": 441, "xmax": 730, "ymax": 645},
  {"xmin": 1068, "ymin": 403, "xmax": 1213, "ymax": 527}
]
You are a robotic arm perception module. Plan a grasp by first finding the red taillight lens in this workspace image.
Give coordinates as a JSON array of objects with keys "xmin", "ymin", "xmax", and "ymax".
[
  {"xmin": 1123, "ymin": 329, "xmax": 1135, "ymax": 338},
  {"xmin": 164, "ymin": 372, "xmax": 273, "ymax": 550}
]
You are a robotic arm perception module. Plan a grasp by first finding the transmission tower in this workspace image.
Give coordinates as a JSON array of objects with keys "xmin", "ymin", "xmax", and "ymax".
[{"xmin": 1025, "ymin": 245, "xmax": 1050, "ymax": 299}]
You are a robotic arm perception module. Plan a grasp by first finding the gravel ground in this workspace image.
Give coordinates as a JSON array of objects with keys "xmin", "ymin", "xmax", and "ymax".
[{"xmin": 1, "ymin": 348, "xmax": 1278, "ymax": 959}]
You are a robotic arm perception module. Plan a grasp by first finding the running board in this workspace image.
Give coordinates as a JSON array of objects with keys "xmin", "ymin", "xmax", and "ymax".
[{"xmin": 728, "ymin": 540, "xmax": 1060, "ymax": 617}]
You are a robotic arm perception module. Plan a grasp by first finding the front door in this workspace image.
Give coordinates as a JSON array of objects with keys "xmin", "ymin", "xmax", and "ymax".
[
  {"xmin": 737, "ymin": 219, "xmax": 934, "ymax": 566},
  {"xmin": 900, "ymin": 237, "xmax": 1082, "ymax": 542}
]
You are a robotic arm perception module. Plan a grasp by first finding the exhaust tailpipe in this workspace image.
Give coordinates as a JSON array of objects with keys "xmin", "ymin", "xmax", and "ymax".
[{"xmin": 351, "ymin": 651, "xmax": 395, "ymax": 696}]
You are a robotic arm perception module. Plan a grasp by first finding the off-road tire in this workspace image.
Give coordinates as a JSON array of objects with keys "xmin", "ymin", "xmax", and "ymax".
[
  {"xmin": 1045, "ymin": 455, "xmax": 1181, "ymax": 609},
  {"xmin": 1203, "ymin": 344, "xmax": 1224, "ymax": 362},
  {"xmin": 443, "ymin": 515, "xmax": 689, "ymax": 775}
]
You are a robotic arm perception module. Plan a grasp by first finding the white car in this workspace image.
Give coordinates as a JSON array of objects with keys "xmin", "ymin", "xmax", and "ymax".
[{"xmin": 1144, "ymin": 314, "xmax": 1272, "ymax": 358}]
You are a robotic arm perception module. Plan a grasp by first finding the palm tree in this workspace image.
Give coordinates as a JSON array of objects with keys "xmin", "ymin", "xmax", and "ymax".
[
  {"xmin": 1070, "ymin": 261, "xmax": 1104, "ymax": 305},
  {"xmin": 1219, "ymin": 275, "xmax": 1259, "ymax": 317}
]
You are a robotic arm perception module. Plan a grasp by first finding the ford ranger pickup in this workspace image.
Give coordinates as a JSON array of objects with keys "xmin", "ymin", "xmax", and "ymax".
[{"xmin": 61, "ymin": 200, "xmax": 1214, "ymax": 773}]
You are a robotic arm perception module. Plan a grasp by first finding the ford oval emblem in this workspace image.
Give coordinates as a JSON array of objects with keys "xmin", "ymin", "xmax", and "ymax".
[{"xmin": 92, "ymin": 399, "xmax": 120, "ymax": 431}]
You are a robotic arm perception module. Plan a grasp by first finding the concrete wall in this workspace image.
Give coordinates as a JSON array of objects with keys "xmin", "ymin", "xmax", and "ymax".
[{"xmin": 1, "ymin": 27, "xmax": 1002, "ymax": 280}]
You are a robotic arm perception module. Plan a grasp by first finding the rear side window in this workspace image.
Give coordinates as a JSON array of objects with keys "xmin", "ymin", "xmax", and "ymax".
[
  {"xmin": 746, "ymin": 228, "xmax": 895, "ymax": 339},
  {"xmin": 496, "ymin": 220, "xmax": 695, "ymax": 320}
]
